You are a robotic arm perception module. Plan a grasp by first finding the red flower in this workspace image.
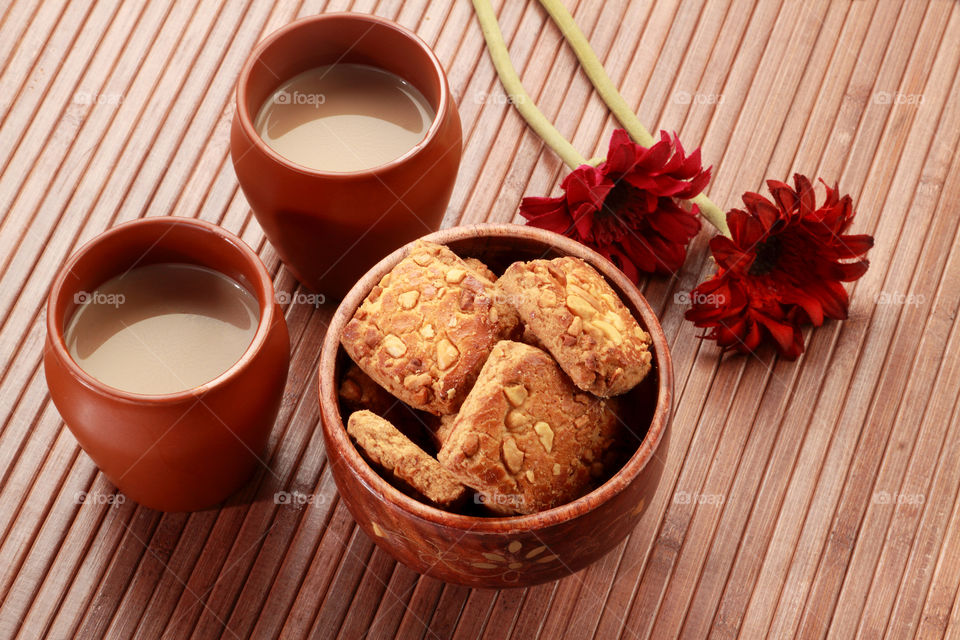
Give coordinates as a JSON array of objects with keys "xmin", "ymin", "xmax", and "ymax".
[
  {"xmin": 520, "ymin": 129, "xmax": 710, "ymax": 281},
  {"xmin": 685, "ymin": 174, "xmax": 874, "ymax": 359}
]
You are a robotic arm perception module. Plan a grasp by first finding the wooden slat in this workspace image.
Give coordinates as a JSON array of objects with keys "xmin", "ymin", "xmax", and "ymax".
[{"xmin": 2, "ymin": 0, "xmax": 959, "ymax": 638}]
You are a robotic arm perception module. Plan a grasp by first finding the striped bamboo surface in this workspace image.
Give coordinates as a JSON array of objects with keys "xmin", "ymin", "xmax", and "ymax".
[{"xmin": 2, "ymin": 0, "xmax": 959, "ymax": 637}]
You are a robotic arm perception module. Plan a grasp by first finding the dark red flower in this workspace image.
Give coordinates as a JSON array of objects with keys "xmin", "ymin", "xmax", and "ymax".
[
  {"xmin": 520, "ymin": 129, "xmax": 710, "ymax": 281},
  {"xmin": 685, "ymin": 174, "xmax": 874, "ymax": 359}
]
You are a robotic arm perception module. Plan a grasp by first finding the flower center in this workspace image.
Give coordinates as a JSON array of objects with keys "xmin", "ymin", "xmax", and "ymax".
[
  {"xmin": 589, "ymin": 182, "xmax": 645, "ymax": 244},
  {"xmin": 749, "ymin": 235, "xmax": 781, "ymax": 276},
  {"xmin": 602, "ymin": 181, "xmax": 636, "ymax": 216}
]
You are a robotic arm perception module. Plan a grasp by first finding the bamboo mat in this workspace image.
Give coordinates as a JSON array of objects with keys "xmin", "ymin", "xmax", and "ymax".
[{"xmin": 2, "ymin": 0, "xmax": 959, "ymax": 637}]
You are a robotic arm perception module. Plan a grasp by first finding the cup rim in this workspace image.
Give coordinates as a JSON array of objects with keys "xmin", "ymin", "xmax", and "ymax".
[
  {"xmin": 318, "ymin": 223, "xmax": 673, "ymax": 534},
  {"xmin": 234, "ymin": 12, "xmax": 451, "ymax": 180},
  {"xmin": 46, "ymin": 216, "xmax": 278, "ymax": 403}
]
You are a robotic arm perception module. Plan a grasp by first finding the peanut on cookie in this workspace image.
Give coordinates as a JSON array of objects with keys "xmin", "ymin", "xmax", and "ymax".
[
  {"xmin": 463, "ymin": 257, "xmax": 498, "ymax": 282},
  {"xmin": 339, "ymin": 362, "xmax": 438, "ymax": 445}
]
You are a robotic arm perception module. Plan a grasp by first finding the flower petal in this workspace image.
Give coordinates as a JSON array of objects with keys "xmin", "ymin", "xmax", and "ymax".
[
  {"xmin": 834, "ymin": 234, "xmax": 874, "ymax": 258},
  {"xmin": 604, "ymin": 129, "xmax": 637, "ymax": 175},
  {"xmin": 766, "ymin": 179, "xmax": 792, "ymax": 209},
  {"xmin": 757, "ymin": 312, "xmax": 801, "ymax": 355},
  {"xmin": 742, "ymin": 192, "xmax": 782, "ymax": 230},
  {"xmin": 794, "ymin": 174, "xmax": 816, "ymax": 219},
  {"xmin": 519, "ymin": 196, "xmax": 573, "ymax": 234}
]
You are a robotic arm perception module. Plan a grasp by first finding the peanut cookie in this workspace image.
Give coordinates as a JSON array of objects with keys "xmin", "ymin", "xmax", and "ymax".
[
  {"xmin": 342, "ymin": 240, "xmax": 519, "ymax": 415},
  {"xmin": 464, "ymin": 257, "xmax": 498, "ymax": 282},
  {"xmin": 465, "ymin": 256, "xmax": 521, "ymax": 332},
  {"xmin": 499, "ymin": 257, "xmax": 652, "ymax": 396},
  {"xmin": 347, "ymin": 410, "xmax": 466, "ymax": 507},
  {"xmin": 338, "ymin": 362, "xmax": 402, "ymax": 416},
  {"xmin": 430, "ymin": 412, "xmax": 458, "ymax": 449},
  {"xmin": 438, "ymin": 341, "xmax": 622, "ymax": 515},
  {"xmin": 339, "ymin": 362, "xmax": 437, "ymax": 445},
  {"xmin": 518, "ymin": 324, "xmax": 546, "ymax": 350}
]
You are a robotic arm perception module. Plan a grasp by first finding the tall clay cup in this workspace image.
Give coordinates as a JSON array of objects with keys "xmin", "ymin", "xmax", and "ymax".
[
  {"xmin": 231, "ymin": 13, "xmax": 463, "ymax": 299},
  {"xmin": 44, "ymin": 217, "xmax": 290, "ymax": 512}
]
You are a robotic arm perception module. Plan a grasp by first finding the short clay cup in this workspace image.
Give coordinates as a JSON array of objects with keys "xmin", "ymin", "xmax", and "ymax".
[
  {"xmin": 44, "ymin": 217, "xmax": 290, "ymax": 512},
  {"xmin": 231, "ymin": 13, "xmax": 463, "ymax": 300},
  {"xmin": 319, "ymin": 224, "xmax": 672, "ymax": 588}
]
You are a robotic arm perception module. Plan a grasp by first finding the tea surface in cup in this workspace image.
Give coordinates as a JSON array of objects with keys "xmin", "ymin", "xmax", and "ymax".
[
  {"xmin": 64, "ymin": 263, "xmax": 259, "ymax": 394},
  {"xmin": 253, "ymin": 63, "xmax": 435, "ymax": 172}
]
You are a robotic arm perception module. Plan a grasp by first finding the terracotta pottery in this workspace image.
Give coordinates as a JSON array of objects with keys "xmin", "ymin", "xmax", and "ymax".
[
  {"xmin": 319, "ymin": 224, "xmax": 672, "ymax": 588},
  {"xmin": 231, "ymin": 13, "xmax": 463, "ymax": 300},
  {"xmin": 44, "ymin": 217, "xmax": 290, "ymax": 512}
]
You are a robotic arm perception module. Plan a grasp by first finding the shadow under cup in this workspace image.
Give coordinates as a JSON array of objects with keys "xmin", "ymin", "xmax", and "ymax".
[
  {"xmin": 44, "ymin": 217, "xmax": 290, "ymax": 512},
  {"xmin": 231, "ymin": 13, "xmax": 463, "ymax": 300}
]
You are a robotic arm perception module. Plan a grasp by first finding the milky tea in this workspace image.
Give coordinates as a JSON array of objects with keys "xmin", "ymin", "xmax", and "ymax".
[
  {"xmin": 254, "ymin": 63, "xmax": 435, "ymax": 172},
  {"xmin": 64, "ymin": 263, "xmax": 260, "ymax": 395}
]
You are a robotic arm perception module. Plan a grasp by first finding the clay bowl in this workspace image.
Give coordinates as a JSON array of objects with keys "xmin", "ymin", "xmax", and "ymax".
[
  {"xmin": 319, "ymin": 224, "xmax": 672, "ymax": 588},
  {"xmin": 231, "ymin": 12, "xmax": 463, "ymax": 299},
  {"xmin": 44, "ymin": 217, "xmax": 290, "ymax": 512}
]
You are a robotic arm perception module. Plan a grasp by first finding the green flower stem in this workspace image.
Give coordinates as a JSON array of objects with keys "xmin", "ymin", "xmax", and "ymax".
[
  {"xmin": 538, "ymin": 0, "xmax": 654, "ymax": 147},
  {"xmin": 689, "ymin": 193, "xmax": 730, "ymax": 237},
  {"xmin": 538, "ymin": 0, "xmax": 731, "ymax": 237},
  {"xmin": 472, "ymin": 0, "xmax": 587, "ymax": 169}
]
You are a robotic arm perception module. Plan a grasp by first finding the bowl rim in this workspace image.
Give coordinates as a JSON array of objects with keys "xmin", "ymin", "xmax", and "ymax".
[
  {"xmin": 46, "ymin": 216, "xmax": 278, "ymax": 404},
  {"xmin": 318, "ymin": 223, "xmax": 672, "ymax": 533},
  {"xmin": 234, "ymin": 12, "xmax": 452, "ymax": 180}
]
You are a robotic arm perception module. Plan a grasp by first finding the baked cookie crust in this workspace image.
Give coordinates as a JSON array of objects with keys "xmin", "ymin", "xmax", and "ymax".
[
  {"xmin": 347, "ymin": 410, "xmax": 465, "ymax": 507},
  {"xmin": 342, "ymin": 240, "xmax": 518, "ymax": 415},
  {"xmin": 499, "ymin": 257, "xmax": 652, "ymax": 396},
  {"xmin": 438, "ymin": 341, "xmax": 622, "ymax": 515}
]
